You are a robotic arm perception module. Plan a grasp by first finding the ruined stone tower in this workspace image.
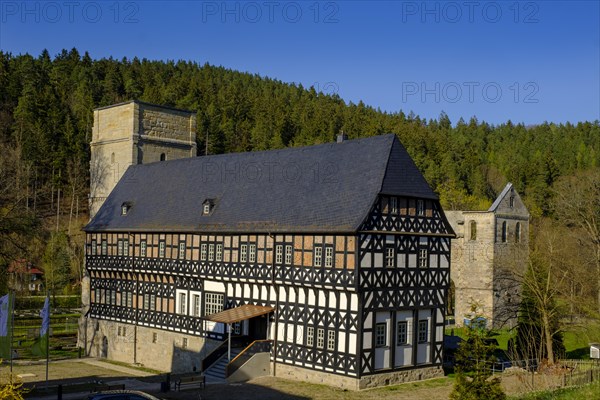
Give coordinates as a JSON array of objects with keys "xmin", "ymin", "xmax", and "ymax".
[
  {"xmin": 89, "ymin": 100, "xmax": 197, "ymax": 218},
  {"xmin": 445, "ymin": 183, "xmax": 529, "ymax": 328}
]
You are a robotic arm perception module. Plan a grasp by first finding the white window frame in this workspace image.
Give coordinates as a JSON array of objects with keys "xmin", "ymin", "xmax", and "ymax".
[
  {"xmin": 390, "ymin": 197, "xmax": 398, "ymax": 214},
  {"xmin": 178, "ymin": 292, "xmax": 187, "ymax": 315},
  {"xmin": 275, "ymin": 245, "xmax": 283, "ymax": 264},
  {"xmin": 101, "ymin": 240, "xmax": 107, "ymax": 255},
  {"xmin": 327, "ymin": 330, "xmax": 335, "ymax": 350},
  {"xmin": 306, "ymin": 326, "xmax": 314, "ymax": 346},
  {"xmin": 117, "ymin": 240, "xmax": 123, "ymax": 256},
  {"xmin": 179, "ymin": 241, "xmax": 186, "ymax": 259},
  {"xmin": 159, "ymin": 241, "xmax": 165, "ymax": 258},
  {"xmin": 249, "ymin": 244, "xmax": 256, "ymax": 263},
  {"xmin": 325, "ymin": 246, "xmax": 333, "ymax": 267},
  {"xmin": 204, "ymin": 292, "xmax": 224, "ymax": 316},
  {"xmin": 285, "ymin": 245, "xmax": 293, "ymax": 265},
  {"xmin": 385, "ymin": 246, "xmax": 395, "ymax": 268},
  {"xmin": 140, "ymin": 240, "xmax": 147, "ymax": 257},
  {"xmin": 375, "ymin": 322, "xmax": 387, "ymax": 347},
  {"xmin": 192, "ymin": 294, "xmax": 201, "ymax": 317},
  {"xmin": 417, "ymin": 199, "xmax": 425, "ymax": 216},
  {"xmin": 418, "ymin": 248, "xmax": 428, "ymax": 268},
  {"xmin": 143, "ymin": 293, "xmax": 150, "ymax": 309},
  {"xmin": 91, "ymin": 240, "xmax": 97, "ymax": 256},
  {"xmin": 216, "ymin": 243, "xmax": 223, "ymax": 261},
  {"xmin": 150, "ymin": 294, "xmax": 156, "ymax": 311},
  {"xmin": 314, "ymin": 246, "xmax": 322, "ymax": 267},
  {"xmin": 123, "ymin": 239, "xmax": 129, "ymax": 256},
  {"xmin": 201, "ymin": 243, "xmax": 207, "ymax": 261},
  {"xmin": 418, "ymin": 319, "xmax": 428, "ymax": 343},
  {"xmin": 208, "ymin": 244, "xmax": 215, "ymax": 261},
  {"xmin": 316, "ymin": 328, "xmax": 325, "ymax": 349},
  {"xmin": 240, "ymin": 244, "xmax": 248, "ymax": 263},
  {"xmin": 127, "ymin": 292, "xmax": 133, "ymax": 308},
  {"xmin": 203, "ymin": 203, "xmax": 210, "ymax": 215},
  {"xmin": 397, "ymin": 321, "xmax": 408, "ymax": 346}
]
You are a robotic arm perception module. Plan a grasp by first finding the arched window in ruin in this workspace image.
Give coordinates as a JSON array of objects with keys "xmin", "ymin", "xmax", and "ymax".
[
  {"xmin": 501, "ymin": 221, "xmax": 507, "ymax": 243},
  {"xmin": 160, "ymin": 153, "xmax": 166, "ymax": 161},
  {"xmin": 469, "ymin": 220, "xmax": 477, "ymax": 241},
  {"xmin": 515, "ymin": 222, "xmax": 521, "ymax": 243},
  {"xmin": 111, "ymin": 152, "xmax": 115, "ymax": 164}
]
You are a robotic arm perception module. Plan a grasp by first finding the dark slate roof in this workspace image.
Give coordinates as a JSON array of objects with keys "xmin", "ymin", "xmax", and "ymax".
[{"xmin": 85, "ymin": 134, "xmax": 437, "ymax": 233}]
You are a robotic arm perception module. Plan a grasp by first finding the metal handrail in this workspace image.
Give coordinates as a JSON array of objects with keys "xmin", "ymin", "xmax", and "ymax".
[{"xmin": 225, "ymin": 339, "xmax": 272, "ymax": 378}]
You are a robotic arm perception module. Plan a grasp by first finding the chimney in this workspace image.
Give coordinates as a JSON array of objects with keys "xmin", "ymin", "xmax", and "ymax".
[{"xmin": 337, "ymin": 132, "xmax": 348, "ymax": 143}]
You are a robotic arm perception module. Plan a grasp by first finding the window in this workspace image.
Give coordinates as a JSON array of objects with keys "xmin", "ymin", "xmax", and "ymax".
[
  {"xmin": 375, "ymin": 323, "xmax": 387, "ymax": 347},
  {"xmin": 501, "ymin": 221, "xmax": 507, "ymax": 243},
  {"xmin": 515, "ymin": 222, "xmax": 521, "ymax": 243},
  {"xmin": 192, "ymin": 294, "xmax": 201, "ymax": 317},
  {"xmin": 204, "ymin": 293, "xmax": 224, "ymax": 316},
  {"xmin": 390, "ymin": 197, "xmax": 398, "ymax": 214},
  {"xmin": 111, "ymin": 152, "xmax": 115, "ymax": 163},
  {"xmin": 417, "ymin": 199, "xmax": 425, "ymax": 216},
  {"xmin": 397, "ymin": 321, "xmax": 408, "ymax": 345},
  {"xmin": 316, "ymin": 328, "xmax": 325, "ymax": 349},
  {"xmin": 117, "ymin": 240, "xmax": 124, "ymax": 256},
  {"xmin": 470, "ymin": 220, "xmax": 477, "ymax": 241},
  {"xmin": 143, "ymin": 294, "xmax": 150, "ymax": 309},
  {"xmin": 110, "ymin": 290, "xmax": 116, "ymax": 305},
  {"xmin": 121, "ymin": 204, "xmax": 129, "ymax": 215},
  {"xmin": 418, "ymin": 320, "xmax": 428, "ymax": 343},
  {"xmin": 385, "ymin": 247, "xmax": 395, "ymax": 268},
  {"xmin": 314, "ymin": 247, "xmax": 322, "ymax": 267},
  {"xmin": 179, "ymin": 292, "xmax": 187, "ymax": 314},
  {"xmin": 275, "ymin": 245, "xmax": 283, "ymax": 264},
  {"xmin": 285, "ymin": 245, "xmax": 293, "ymax": 265},
  {"xmin": 101, "ymin": 240, "xmax": 107, "ymax": 255},
  {"xmin": 140, "ymin": 241, "xmax": 147, "ymax": 257},
  {"xmin": 159, "ymin": 241, "xmax": 165, "ymax": 258},
  {"xmin": 233, "ymin": 322, "xmax": 241, "ymax": 335},
  {"xmin": 418, "ymin": 248, "xmax": 428, "ymax": 268},
  {"xmin": 152, "ymin": 333, "xmax": 158, "ymax": 343},
  {"xmin": 216, "ymin": 244, "xmax": 223, "ymax": 262},
  {"xmin": 179, "ymin": 241, "xmax": 186, "ymax": 259},
  {"xmin": 203, "ymin": 203, "xmax": 210, "ymax": 214},
  {"xmin": 240, "ymin": 244, "xmax": 248, "ymax": 262},
  {"xmin": 208, "ymin": 244, "xmax": 215, "ymax": 261},
  {"xmin": 182, "ymin": 338, "xmax": 188, "ymax": 349},
  {"xmin": 123, "ymin": 239, "xmax": 129, "ymax": 256},
  {"xmin": 201, "ymin": 244, "xmax": 207, "ymax": 261},
  {"xmin": 202, "ymin": 199, "xmax": 214, "ymax": 215},
  {"xmin": 509, "ymin": 196, "xmax": 515, "ymax": 208},
  {"xmin": 306, "ymin": 327, "xmax": 314, "ymax": 346},
  {"xmin": 327, "ymin": 330, "xmax": 335, "ymax": 351},
  {"xmin": 160, "ymin": 153, "xmax": 166, "ymax": 161},
  {"xmin": 127, "ymin": 292, "xmax": 133, "ymax": 308},
  {"xmin": 150, "ymin": 294, "xmax": 156, "ymax": 311},
  {"xmin": 91, "ymin": 240, "xmax": 97, "ymax": 256},
  {"xmin": 249, "ymin": 244, "xmax": 256, "ymax": 263},
  {"xmin": 325, "ymin": 246, "xmax": 333, "ymax": 267}
]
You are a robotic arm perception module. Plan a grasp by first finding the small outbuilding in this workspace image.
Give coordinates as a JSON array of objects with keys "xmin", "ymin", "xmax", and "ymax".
[{"xmin": 590, "ymin": 343, "xmax": 600, "ymax": 359}]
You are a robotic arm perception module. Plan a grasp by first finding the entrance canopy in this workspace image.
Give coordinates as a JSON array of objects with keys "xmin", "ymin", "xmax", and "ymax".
[{"xmin": 204, "ymin": 304, "xmax": 274, "ymax": 324}]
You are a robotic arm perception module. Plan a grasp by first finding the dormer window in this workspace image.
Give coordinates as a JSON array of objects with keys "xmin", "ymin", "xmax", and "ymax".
[
  {"xmin": 121, "ymin": 202, "xmax": 132, "ymax": 216},
  {"xmin": 202, "ymin": 199, "xmax": 215, "ymax": 216}
]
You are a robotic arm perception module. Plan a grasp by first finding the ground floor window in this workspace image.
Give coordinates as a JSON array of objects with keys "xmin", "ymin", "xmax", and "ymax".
[
  {"xmin": 375, "ymin": 322, "xmax": 387, "ymax": 347},
  {"xmin": 418, "ymin": 320, "xmax": 428, "ymax": 343}
]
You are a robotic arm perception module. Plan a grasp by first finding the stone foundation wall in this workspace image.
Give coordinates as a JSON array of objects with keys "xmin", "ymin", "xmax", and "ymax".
[
  {"xmin": 80, "ymin": 318, "xmax": 219, "ymax": 373},
  {"xmin": 275, "ymin": 363, "xmax": 444, "ymax": 390}
]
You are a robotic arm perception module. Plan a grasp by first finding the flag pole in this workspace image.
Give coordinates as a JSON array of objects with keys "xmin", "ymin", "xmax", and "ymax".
[
  {"xmin": 45, "ymin": 291, "xmax": 50, "ymax": 389},
  {"xmin": 9, "ymin": 291, "xmax": 15, "ymax": 373}
]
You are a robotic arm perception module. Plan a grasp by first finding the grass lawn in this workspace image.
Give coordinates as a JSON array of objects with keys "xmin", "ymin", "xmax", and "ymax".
[{"xmin": 509, "ymin": 381, "xmax": 600, "ymax": 399}]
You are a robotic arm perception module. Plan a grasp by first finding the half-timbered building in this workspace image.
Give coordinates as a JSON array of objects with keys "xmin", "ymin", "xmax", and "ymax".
[{"xmin": 82, "ymin": 132, "xmax": 454, "ymax": 389}]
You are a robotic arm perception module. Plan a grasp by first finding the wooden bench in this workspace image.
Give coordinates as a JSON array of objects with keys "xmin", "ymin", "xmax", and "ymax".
[
  {"xmin": 91, "ymin": 383, "xmax": 126, "ymax": 392},
  {"xmin": 174, "ymin": 374, "xmax": 205, "ymax": 391}
]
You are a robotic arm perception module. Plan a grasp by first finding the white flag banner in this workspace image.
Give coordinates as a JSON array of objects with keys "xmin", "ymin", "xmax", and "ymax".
[
  {"xmin": 40, "ymin": 296, "xmax": 50, "ymax": 337},
  {"xmin": 0, "ymin": 294, "xmax": 9, "ymax": 337}
]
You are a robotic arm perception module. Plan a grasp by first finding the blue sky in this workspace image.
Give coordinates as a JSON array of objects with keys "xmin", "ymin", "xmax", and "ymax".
[{"xmin": 1, "ymin": 0, "xmax": 598, "ymax": 125}]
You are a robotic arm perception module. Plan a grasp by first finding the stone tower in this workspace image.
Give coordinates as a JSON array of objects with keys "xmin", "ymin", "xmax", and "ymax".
[
  {"xmin": 89, "ymin": 100, "xmax": 197, "ymax": 218},
  {"xmin": 445, "ymin": 183, "xmax": 529, "ymax": 328},
  {"xmin": 80, "ymin": 101, "xmax": 196, "ymax": 352}
]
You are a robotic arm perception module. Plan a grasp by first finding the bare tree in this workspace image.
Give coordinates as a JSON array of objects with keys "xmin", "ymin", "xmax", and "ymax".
[{"xmin": 552, "ymin": 169, "xmax": 600, "ymax": 314}]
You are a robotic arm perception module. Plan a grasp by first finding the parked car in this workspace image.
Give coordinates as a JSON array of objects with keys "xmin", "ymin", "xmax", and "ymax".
[{"xmin": 85, "ymin": 390, "xmax": 163, "ymax": 400}]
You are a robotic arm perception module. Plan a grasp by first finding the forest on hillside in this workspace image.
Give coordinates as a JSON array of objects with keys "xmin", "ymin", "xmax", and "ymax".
[{"xmin": 0, "ymin": 50, "xmax": 599, "ymax": 355}]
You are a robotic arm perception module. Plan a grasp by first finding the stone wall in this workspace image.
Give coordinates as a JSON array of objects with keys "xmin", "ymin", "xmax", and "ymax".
[
  {"xmin": 80, "ymin": 318, "xmax": 219, "ymax": 373},
  {"xmin": 274, "ymin": 363, "xmax": 443, "ymax": 390}
]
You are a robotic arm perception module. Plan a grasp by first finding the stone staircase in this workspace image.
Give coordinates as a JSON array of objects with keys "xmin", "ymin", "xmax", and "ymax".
[{"xmin": 203, "ymin": 348, "xmax": 242, "ymax": 383}]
